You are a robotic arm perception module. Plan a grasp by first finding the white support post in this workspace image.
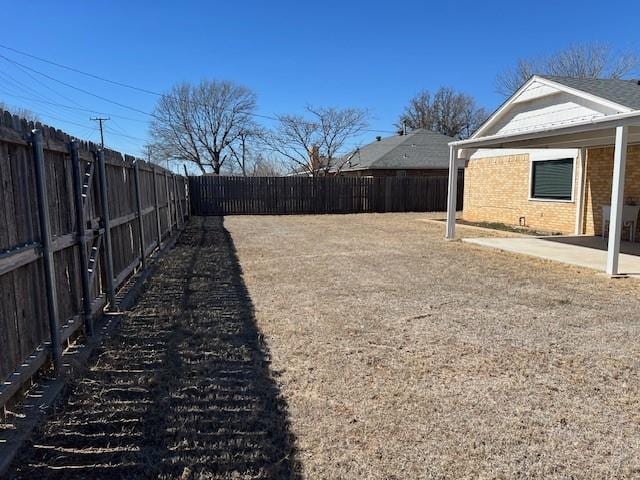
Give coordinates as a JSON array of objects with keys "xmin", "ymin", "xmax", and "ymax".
[
  {"xmin": 445, "ymin": 146, "xmax": 458, "ymax": 240},
  {"xmin": 606, "ymin": 126, "xmax": 629, "ymax": 276},
  {"xmin": 574, "ymin": 148, "xmax": 587, "ymax": 235}
]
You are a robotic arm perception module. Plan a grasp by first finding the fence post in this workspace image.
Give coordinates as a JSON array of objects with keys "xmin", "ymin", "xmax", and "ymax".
[
  {"xmin": 183, "ymin": 165, "xmax": 190, "ymax": 218},
  {"xmin": 133, "ymin": 161, "xmax": 146, "ymax": 268},
  {"xmin": 69, "ymin": 140, "xmax": 93, "ymax": 336},
  {"xmin": 164, "ymin": 170, "xmax": 173, "ymax": 232},
  {"xmin": 152, "ymin": 165, "xmax": 162, "ymax": 247},
  {"xmin": 173, "ymin": 174, "xmax": 183, "ymax": 228},
  {"xmin": 31, "ymin": 129, "xmax": 62, "ymax": 373},
  {"xmin": 96, "ymin": 149, "xmax": 115, "ymax": 308}
]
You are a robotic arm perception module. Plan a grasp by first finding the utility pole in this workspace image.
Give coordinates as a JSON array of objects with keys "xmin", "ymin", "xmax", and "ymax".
[{"xmin": 90, "ymin": 116, "xmax": 110, "ymax": 148}]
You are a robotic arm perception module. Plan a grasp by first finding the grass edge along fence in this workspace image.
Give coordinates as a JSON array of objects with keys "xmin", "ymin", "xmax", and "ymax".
[
  {"xmin": 0, "ymin": 109, "xmax": 189, "ymax": 410},
  {"xmin": 189, "ymin": 174, "xmax": 464, "ymax": 215}
]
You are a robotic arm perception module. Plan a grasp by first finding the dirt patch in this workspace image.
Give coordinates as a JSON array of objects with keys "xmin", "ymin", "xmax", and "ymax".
[
  {"xmin": 9, "ymin": 217, "xmax": 298, "ymax": 479},
  {"xmin": 225, "ymin": 212, "xmax": 640, "ymax": 479}
]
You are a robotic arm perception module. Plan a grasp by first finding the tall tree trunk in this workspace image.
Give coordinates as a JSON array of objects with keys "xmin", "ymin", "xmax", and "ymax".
[
  {"xmin": 240, "ymin": 136, "xmax": 247, "ymax": 177},
  {"xmin": 212, "ymin": 151, "xmax": 221, "ymax": 175}
]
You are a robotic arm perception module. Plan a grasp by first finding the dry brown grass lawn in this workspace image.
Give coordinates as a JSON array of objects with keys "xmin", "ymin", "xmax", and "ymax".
[{"xmin": 225, "ymin": 212, "xmax": 640, "ymax": 479}]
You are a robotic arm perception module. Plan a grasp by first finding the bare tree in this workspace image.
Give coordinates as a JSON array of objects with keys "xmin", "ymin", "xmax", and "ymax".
[
  {"xmin": 496, "ymin": 43, "xmax": 640, "ymax": 96},
  {"xmin": 263, "ymin": 106, "xmax": 368, "ymax": 176},
  {"xmin": 397, "ymin": 87, "xmax": 487, "ymax": 139},
  {"xmin": 248, "ymin": 153, "xmax": 283, "ymax": 177},
  {"xmin": 149, "ymin": 80, "xmax": 256, "ymax": 174},
  {"xmin": 0, "ymin": 102, "xmax": 40, "ymax": 122}
]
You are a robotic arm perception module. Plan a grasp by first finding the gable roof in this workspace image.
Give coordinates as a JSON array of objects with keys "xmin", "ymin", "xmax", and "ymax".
[
  {"xmin": 343, "ymin": 129, "xmax": 453, "ymax": 171},
  {"xmin": 470, "ymin": 75, "xmax": 640, "ymax": 140},
  {"xmin": 539, "ymin": 75, "xmax": 640, "ymax": 110}
]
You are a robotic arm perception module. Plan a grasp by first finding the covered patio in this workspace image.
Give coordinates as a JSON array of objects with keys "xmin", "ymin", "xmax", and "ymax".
[{"xmin": 446, "ymin": 110, "xmax": 640, "ymax": 276}]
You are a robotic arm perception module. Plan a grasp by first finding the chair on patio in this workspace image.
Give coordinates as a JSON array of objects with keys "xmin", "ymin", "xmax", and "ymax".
[{"xmin": 602, "ymin": 205, "xmax": 640, "ymax": 242}]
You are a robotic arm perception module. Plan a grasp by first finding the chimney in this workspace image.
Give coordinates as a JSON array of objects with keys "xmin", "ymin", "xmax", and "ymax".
[{"xmin": 309, "ymin": 145, "xmax": 320, "ymax": 170}]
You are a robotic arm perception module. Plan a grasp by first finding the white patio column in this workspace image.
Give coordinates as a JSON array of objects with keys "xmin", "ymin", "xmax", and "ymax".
[
  {"xmin": 445, "ymin": 145, "xmax": 458, "ymax": 240},
  {"xmin": 574, "ymin": 148, "xmax": 587, "ymax": 235},
  {"xmin": 606, "ymin": 125, "xmax": 629, "ymax": 276}
]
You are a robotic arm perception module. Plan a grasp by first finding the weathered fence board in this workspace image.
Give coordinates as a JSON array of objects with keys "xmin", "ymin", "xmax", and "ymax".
[
  {"xmin": 189, "ymin": 174, "xmax": 464, "ymax": 215},
  {"xmin": 0, "ymin": 109, "xmax": 189, "ymax": 408}
]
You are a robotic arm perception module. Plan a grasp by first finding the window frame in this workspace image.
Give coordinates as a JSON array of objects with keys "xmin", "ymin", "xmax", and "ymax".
[{"xmin": 528, "ymin": 156, "xmax": 576, "ymax": 203}]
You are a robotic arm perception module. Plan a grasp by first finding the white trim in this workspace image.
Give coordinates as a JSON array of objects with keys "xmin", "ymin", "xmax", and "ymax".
[
  {"xmin": 445, "ymin": 146, "xmax": 458, "ymax": 240},
  {"xmin": 527, "ymin": 155, "xmax": 577, "ymax": 203},
  {"xmin": 471, "ymin": 75, "xmax": 633, "ymax": 140},
  {"xmin": 574, "ymin": 148, "xmax": 587, "ymax": 235},
  {"xmin": 470, "ymin": 148, "xmax": 579, "ymax": 161},
  {"xmin": 451, "ymin": 110, "xmax": 640, "ymax": 149}
]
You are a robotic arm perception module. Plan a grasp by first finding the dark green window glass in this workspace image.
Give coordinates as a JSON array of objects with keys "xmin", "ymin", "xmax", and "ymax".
[{"xmin": 531, "ymin": 159, "xmax": 573, "ymax": 200}]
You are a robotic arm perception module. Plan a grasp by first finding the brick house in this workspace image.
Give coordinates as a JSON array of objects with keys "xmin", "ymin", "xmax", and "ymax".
[{"xmin": 445, "ymin": 75, "xmax": 640, "ymax": 276}]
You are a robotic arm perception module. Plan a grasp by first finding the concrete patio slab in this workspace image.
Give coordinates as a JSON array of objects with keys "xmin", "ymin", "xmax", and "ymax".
[{"xmin": 463, "ymin": 235, "xmax": 640, "ymax": 277}]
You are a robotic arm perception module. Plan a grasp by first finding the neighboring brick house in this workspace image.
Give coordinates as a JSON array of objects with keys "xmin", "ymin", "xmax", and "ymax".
[
  {"xmin": 457, "ymin": 75, "xmax": 640, "ymax": 237},
  {"xmin": 339, "ymin": 129, "xmax": 459, "ymax": 177}
]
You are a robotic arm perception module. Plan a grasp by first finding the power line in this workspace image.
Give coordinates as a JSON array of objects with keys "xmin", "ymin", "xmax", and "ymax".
[
  {"xmin": 0, "ymin": 71, "xmax": 76, "ymax": 120},
  {"xmin": 105, "ymin": 123, "xmax": 148, "ymax": 142},
  {"xmin": 0, "ymin": 72, "xmax": 100, "ymax": 128},
  {"xmin": 0, "ymin": 59, "xmax": 145, "ymax": 132},
  {"xmin": 0, "ymin": 46, "xmax": 399, "ymax": 134},
  {"xmin": 0, "ymin": 90, "xmax": 149, "ymax": 123},
  {"xmin": 0, "ymin": 45, "xmax": 409, "ymax": 157},
  {"xmin": 0, "ymin": 42, "xmax": 163, "ymax": 96},
  {"xmin": 2, "ymin": 55, "xmax": 87, "ymax": 109},
  {"xmin": 0, "ymin": 54, "xmax": 156, "ymax": 117}
]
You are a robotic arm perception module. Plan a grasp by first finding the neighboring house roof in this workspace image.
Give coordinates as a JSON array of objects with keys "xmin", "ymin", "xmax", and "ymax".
[
  {"xmin": 539, "ymin": 75, "xmax": 640, "ymax": 110},
  {"xmin": 342, "ymin": 129, "xmax": 453, "ymax": 171}
]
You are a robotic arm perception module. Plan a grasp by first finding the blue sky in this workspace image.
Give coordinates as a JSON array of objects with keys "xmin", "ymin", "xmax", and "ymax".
[{"xmin": 1, "ymin": 0, "xmax": 638, "ymax": 159}]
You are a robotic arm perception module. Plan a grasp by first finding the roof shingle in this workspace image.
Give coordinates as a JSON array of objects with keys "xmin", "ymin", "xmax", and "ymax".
[
  {"xmin": 343, "ymin": 129, "xmax": 453, "ymax": 171},
  {"xmin": 540, "ymin": 75, "xmax": 640, "ymax": 110}
]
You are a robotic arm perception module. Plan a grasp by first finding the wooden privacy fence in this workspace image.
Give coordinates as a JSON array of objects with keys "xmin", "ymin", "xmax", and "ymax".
[
  {"xmin": 0, "ymin": 110, "xmax": 189, "ymax": 409},
  {"xmin": 189, "ymin": 174, "xmax": 463, "ymax": 215}
]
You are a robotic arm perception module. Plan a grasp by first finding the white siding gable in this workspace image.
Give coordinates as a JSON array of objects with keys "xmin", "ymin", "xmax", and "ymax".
[
  {"xmin": 512, "ymin": 80, "xmax": 559, "ymax": 104},
  {"xmin": 490, "ymin": 91, "xmax": 621, "ymax": 135},
  {"xmin": 474, "ymin": 77, "xmax": 631, "ymax": 139}
]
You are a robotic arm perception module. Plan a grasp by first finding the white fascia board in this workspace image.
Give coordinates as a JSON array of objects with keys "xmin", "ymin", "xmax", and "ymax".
[
  {"xmin": 470, "ymin": 148, "xmax": 579, "ymax": 160},
  {"xmin": 450, "ymin": 110, "xmax": 640, "ymax": 150}
]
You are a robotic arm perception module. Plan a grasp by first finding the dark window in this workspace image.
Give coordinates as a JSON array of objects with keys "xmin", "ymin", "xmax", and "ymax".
[{"xmin": 531, "ymin": 158, "xmax": 573, "ymax": 200}]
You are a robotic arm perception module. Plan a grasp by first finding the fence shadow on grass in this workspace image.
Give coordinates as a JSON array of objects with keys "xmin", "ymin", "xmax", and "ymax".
[{"xmin": 10, "ymin": 216, "xmax": 300, "ymax": 479}]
